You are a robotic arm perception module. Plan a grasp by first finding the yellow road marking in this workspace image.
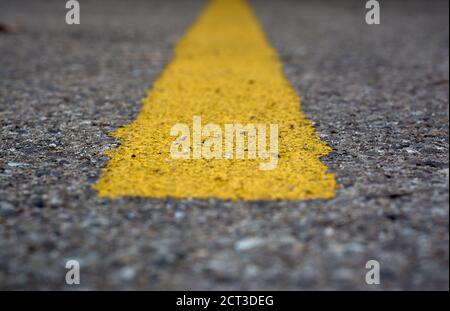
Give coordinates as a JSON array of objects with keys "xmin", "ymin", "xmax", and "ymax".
[{"xmin": 95, "ymin": 0, "xmax": 336, "ymax": 201}]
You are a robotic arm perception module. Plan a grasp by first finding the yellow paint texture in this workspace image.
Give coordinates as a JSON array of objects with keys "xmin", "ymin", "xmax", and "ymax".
[{"xmin": 95, "ymin": 0, "xmax": 336, "ymax": 201}]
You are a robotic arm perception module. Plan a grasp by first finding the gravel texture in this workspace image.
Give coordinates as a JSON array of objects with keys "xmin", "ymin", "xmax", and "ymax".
[{"xmin": 0, "ymin": 0, "xmax": 448, "ymax": 290}]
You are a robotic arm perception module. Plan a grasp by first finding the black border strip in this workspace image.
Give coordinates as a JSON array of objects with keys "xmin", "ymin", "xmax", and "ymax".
[{"xmin": 1, "ymin": 291, "xmax": 448, "ymax": 310}]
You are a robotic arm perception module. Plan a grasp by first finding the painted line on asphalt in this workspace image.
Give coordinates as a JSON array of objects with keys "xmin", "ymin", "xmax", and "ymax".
[{"xmin": 95, "ymin": 0, "xmax": 336, "ymax": 201}]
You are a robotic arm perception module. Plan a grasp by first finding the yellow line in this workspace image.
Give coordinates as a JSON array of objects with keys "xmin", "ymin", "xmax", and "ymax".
[{"xmin": 95, "ymin": 0, "xmax": 336, "ymax": 201}]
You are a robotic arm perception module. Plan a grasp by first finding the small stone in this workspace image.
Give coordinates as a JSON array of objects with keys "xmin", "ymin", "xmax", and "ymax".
[
  {"xmin": 118, "ymin": 267, "xmax": 136, "ymax": 281},
  {"xmin": 7, "ymin": 162, "xmax": 26, "ymax": 168},
  {"xmin": 0, "ymin": 201, "xmax": 16, "ymax": 214},
  {"xmin": 235, "ymin": 238, "xmax": 265, "ymax": 251},
  {"xmin": 243, "ymin": 265, "xmax": 260, "ymax": 278},
  {"xmin": 405, "ymin": 148, "xmax": 418, "ymax": 154},
  {"xmin": 345, "ymin": 242, "xmax": 364, "ymax": 253},
  {"xmin": 324, "ymin": 227, "xmax": 335, "ymax": 237},
  {"xmin": 174, "ymin": 211, "xmax": 185, "ymax": 220}
]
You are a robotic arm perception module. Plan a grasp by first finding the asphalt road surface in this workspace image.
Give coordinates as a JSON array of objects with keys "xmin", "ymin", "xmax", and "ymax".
[{"xmin": 0, "ymin": 0, "xmax": 448, "ymax": 290}]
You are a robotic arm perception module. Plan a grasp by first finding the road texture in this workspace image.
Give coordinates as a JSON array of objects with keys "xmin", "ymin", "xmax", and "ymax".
[{"xmin": 0, "ymin": 0, "xmax": 448, "ymax": 290}]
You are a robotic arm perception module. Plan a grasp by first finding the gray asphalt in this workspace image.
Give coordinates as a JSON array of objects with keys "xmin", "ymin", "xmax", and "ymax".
[{"xmin": 0, "ymin": 0, "xmax": 448, "ymax": 290}]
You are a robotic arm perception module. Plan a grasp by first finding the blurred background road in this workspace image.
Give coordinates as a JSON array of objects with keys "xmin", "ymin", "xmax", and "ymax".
[{"xmin": 0, "ymin": 0, "xmax": 448, "ymax": 290}]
